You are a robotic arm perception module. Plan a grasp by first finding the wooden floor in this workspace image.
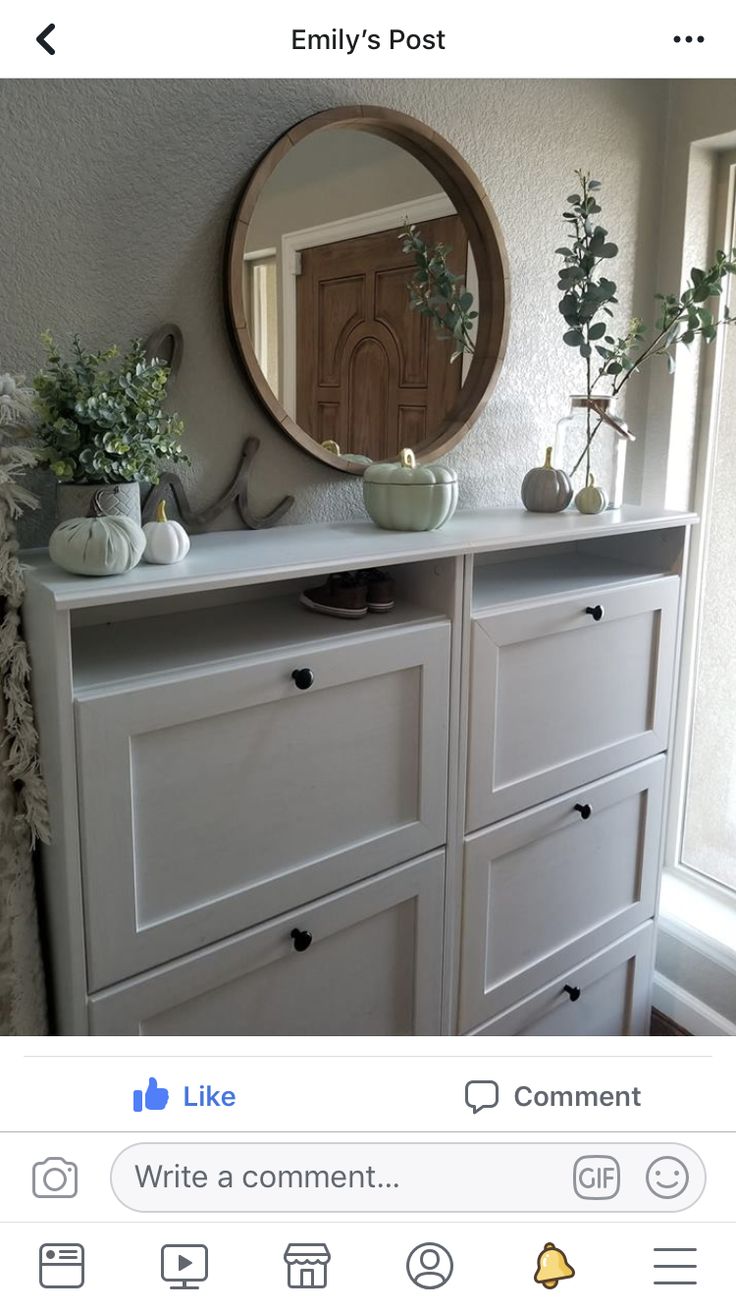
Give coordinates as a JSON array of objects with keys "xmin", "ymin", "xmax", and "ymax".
[{"xmin": 650, "ymin": 1007, "xmax": 691, "ymax": 1036}]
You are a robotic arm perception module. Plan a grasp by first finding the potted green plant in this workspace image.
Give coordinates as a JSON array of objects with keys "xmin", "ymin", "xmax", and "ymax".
[{"xmin": 34, "ymin": 333, "xmax": 187, "ymax": 524}]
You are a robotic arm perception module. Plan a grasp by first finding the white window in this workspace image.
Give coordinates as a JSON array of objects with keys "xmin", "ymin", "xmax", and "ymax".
[{"xmin": 674, "ymin": 151, "xmax": 736, "ymax": 898}]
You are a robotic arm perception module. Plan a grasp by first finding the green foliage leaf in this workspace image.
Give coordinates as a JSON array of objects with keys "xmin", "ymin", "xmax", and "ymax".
[
  {"xmin": 399, "ymin": 226, "xmax": 476, "ymax": 359},
  {"xmin": 33, "ymin": 335, "xmax": 188, "ymax": 484}
]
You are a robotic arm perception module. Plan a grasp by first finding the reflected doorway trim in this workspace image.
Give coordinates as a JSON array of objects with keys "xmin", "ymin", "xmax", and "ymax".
[
  {"xmin": 277, "ymin": 193, "xmax": 478, "ymax": 422},
  {"xmin": 244, "ymin": 247, "xmax": 278, "ymax": 397}
]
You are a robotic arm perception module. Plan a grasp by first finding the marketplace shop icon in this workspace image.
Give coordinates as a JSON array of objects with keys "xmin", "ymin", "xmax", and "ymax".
[{"xmin": 284, "ymin": 1244, "xmax": 331, "ymax": 1289}]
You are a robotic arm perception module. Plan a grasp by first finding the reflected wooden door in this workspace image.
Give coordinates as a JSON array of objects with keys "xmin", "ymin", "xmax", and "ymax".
[{"xmin": 296, "ymin": 217, "xmax": 468, "ymax": 461}]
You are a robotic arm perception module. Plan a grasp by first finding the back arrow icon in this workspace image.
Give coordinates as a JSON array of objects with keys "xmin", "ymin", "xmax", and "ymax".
[{"xmin": 37, "ymin": 23, "xmax": 56, "ymax": 54}]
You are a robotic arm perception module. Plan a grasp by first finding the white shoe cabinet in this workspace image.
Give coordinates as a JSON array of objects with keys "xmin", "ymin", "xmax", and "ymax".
[{"xmin": 21, "ymin": 506, "xmax": 694, "ymax": 1035}]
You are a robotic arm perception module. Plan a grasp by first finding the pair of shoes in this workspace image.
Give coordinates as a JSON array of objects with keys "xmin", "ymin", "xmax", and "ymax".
[{"xmin": 299, "ymin": 569, "xmax": 395, "ymax": 619}]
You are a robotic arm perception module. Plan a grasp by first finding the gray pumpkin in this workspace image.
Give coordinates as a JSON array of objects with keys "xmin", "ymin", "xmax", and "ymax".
[{"xmin": 521, "ymin": 447, "xmax": 573, "ymax": 513}]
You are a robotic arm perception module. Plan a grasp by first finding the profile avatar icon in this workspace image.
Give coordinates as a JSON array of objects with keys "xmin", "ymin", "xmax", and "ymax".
[{"xmin": 406, "ymin": 1242, "xmax": 454, "ymax": 1289}]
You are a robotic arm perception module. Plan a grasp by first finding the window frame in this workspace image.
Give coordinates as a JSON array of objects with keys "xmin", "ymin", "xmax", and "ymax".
[{"xmin": 664, "ymin": 149, "xmax": 736, "ymax": 907}]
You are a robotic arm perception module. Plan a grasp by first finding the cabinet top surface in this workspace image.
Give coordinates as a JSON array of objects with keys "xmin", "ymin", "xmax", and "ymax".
[{"xmin": 21, "ymin": 505, "xmax": 695, "ymax": 611}]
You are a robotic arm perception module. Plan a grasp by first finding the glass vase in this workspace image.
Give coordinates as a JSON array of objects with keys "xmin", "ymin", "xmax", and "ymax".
[{"xmin": 554, "ymin": 396, "xmax": 634, "ymax": 509}]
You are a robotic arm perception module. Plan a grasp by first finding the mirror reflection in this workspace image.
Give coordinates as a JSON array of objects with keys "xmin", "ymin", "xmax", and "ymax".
[{"xmin": 242, "ymin": 130, "xmax": 478, "ymax": 463}]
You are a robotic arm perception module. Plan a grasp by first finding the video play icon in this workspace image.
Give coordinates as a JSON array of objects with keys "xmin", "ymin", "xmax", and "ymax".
[{"xmin": 160, "ymin": 1245, "xmax": 208, "ymax": 1290}]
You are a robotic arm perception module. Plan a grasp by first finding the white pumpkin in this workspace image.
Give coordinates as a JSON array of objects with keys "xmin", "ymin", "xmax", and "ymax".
[
  {"xmin": 143, "ymin": 500, "xmax": 191, "ymax": 564},
  {"xmin": 49, "ymin": 491, "xmax": 145, "ymax": 576},
  {"xmin": 575, "ymin": 474, "xmax": 608, "ymax": 515}
]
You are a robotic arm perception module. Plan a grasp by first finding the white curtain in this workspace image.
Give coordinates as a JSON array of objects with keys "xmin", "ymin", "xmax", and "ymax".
[
  {"xmin": 0, "ymin": 704, "xmax": 47, "ymax": 1033},
  {"xmin": 0, "ymin": 374, "xmax": 49, "ymax": 1035}
]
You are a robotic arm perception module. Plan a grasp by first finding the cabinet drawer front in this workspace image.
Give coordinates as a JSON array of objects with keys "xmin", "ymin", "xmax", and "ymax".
[
  {"xmin": 467, "ymin": 576, "xmax": 679, "ymax": 829},
  {"xmin": 88, "ymin": 852, "xmax": 445, "ymax": 1036},
  {"xmin": 76, "ymin": 622, "xmax": 450, "ymax": 989},
  {"xmin": 467, "ymin": 923, "xmax": 655, "ymax": 1037},
  {"xmin": 459, "ymin": 756, "xmax": 664, "ymax": 1030}
]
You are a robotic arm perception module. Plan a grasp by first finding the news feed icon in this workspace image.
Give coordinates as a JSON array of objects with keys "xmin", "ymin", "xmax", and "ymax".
[
  {"xmin": 32, "ymin": 1158, "xmax": 78, "ymax": 1199},
  {"xmin": 39, "ymin": 1244, "xmax": 85, "ymax": 1289}
]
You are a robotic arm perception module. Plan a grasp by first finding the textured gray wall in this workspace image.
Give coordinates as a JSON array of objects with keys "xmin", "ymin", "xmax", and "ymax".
[{"xmin": 0, "ymin": 79, "xmax": 667, "ymax": 546}]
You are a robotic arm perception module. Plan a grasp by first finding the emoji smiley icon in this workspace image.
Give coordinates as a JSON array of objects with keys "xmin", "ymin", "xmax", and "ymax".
[{"xmin": 646, "ymin": 1156, "xmax": 690, "ymax": 1199}]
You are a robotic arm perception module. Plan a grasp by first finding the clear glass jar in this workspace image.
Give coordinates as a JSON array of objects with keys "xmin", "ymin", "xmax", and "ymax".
[{"xmin": 554, "ymin": 395, "xmax": 635, "ymax": 509}]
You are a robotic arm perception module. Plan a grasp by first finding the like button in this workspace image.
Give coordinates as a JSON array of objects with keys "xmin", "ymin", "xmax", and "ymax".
[{"xmin": 133, "ymin": 1077, "xmax": 170, "ymax": 1113}]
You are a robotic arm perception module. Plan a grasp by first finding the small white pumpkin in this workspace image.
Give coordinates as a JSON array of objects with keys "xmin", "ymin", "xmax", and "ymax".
[
  {"xmin": 143, "ymin": 499, "xmax": 191, "ymax": 564},
  {"xmin": 575, "ymin": 473, "xmax": 608, "ymax": 515},
  {"xmin": 49, "ymin": 490, "xmax": 145, "ymax": 576}
]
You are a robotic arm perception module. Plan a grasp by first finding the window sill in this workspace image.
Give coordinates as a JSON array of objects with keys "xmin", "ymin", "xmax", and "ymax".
[{"xmin": 660, "ymin": 866, "xmax": 736, "ymax": 974}]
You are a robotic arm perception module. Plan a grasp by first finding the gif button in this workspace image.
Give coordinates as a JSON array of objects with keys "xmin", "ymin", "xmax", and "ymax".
[{"xmin": 573, "ymin": 1155, "xmax": 620, "ymax": 1199}]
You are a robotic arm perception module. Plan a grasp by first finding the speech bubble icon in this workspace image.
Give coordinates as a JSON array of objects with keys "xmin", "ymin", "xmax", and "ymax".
[{"xmin": 465, "ymin": 1080, "xmax": 499, "ymax": 1113}]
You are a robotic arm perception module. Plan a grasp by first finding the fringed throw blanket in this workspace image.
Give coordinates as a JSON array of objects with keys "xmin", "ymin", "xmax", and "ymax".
[{"xmin": 0, "ymin": 373, "xmax": 50, "ymax": 1035}]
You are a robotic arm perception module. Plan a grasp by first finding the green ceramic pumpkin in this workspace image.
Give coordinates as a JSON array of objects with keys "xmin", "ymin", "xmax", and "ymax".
[
  {"xmin": 363, "ymin": 448, "xmax": 459, "ymax": 531},
  {"xmin": 320, "ymin": 439, "xmax": 372, "ymax": 468},
  {"xmin": 575, "ymin": 473, "xmax": 608, "ymax": 515}
]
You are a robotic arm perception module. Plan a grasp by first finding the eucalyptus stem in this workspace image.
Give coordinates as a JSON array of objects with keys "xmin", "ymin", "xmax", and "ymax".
[
  {"xmin": 585, "ymin": 342, "xmax": 592, "ymax": 483},
  {"xmin": 569, "ymin": 413, "xmax": 604, "ymax": 480},
  {"xmin": 400, "ymin": 225, "xmax": 478, "ymax": 361},
  {"xmin": 557, "ymin": 171, "xmax": 736, "ymax": 488}
]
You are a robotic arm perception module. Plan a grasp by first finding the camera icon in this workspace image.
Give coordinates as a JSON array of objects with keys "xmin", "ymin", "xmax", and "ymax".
[{"xmin": 32, "ymin": 1157, "xmax": 78, "ymax": 1199}]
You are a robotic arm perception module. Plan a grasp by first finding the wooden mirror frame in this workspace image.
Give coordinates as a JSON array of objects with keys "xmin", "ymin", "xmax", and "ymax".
[{"xmin": 226, "ymin": 105, "xmax": 510, "ymax": 475}]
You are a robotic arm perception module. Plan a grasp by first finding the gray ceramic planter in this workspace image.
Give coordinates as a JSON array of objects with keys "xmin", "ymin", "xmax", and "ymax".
[{"xmin": 56, "ymin": 482, "xmax": 142, "ymax": 526}]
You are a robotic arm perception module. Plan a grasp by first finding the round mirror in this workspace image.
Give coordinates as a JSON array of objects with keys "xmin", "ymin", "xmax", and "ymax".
[{"xmin": 227, "ymin": 106, "xmax": 508, "ymax": 473}]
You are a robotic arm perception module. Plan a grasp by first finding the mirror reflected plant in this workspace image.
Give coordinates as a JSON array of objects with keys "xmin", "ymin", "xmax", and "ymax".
[{"xmin": 400, "ymin": 225, "xmax": 478, "ymax": 360}]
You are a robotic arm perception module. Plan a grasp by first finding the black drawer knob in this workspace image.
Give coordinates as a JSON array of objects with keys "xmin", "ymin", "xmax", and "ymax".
[
  {"xmin": 585, "ymin": 604, "xmax": 604, "ymax": 622},
  {"xmin": 564, "ymin": 984, "xmax": 581, "ymax": 1002},
  {"xmin": 574, "ymin": 803, "xmax": 592, "ymax": 820},
  {"xmin": 291, "ymin": 667, "xmax": 315, "ymax": 691},
  {"xmin": 291, "ymin": 928, "xmax": 313, "ymax": 953}
]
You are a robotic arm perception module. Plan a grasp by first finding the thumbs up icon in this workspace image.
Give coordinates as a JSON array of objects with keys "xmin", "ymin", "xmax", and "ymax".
[{"xmin": 133, "ymin": 1077, "xmax": 170, "ymax": 1113}]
